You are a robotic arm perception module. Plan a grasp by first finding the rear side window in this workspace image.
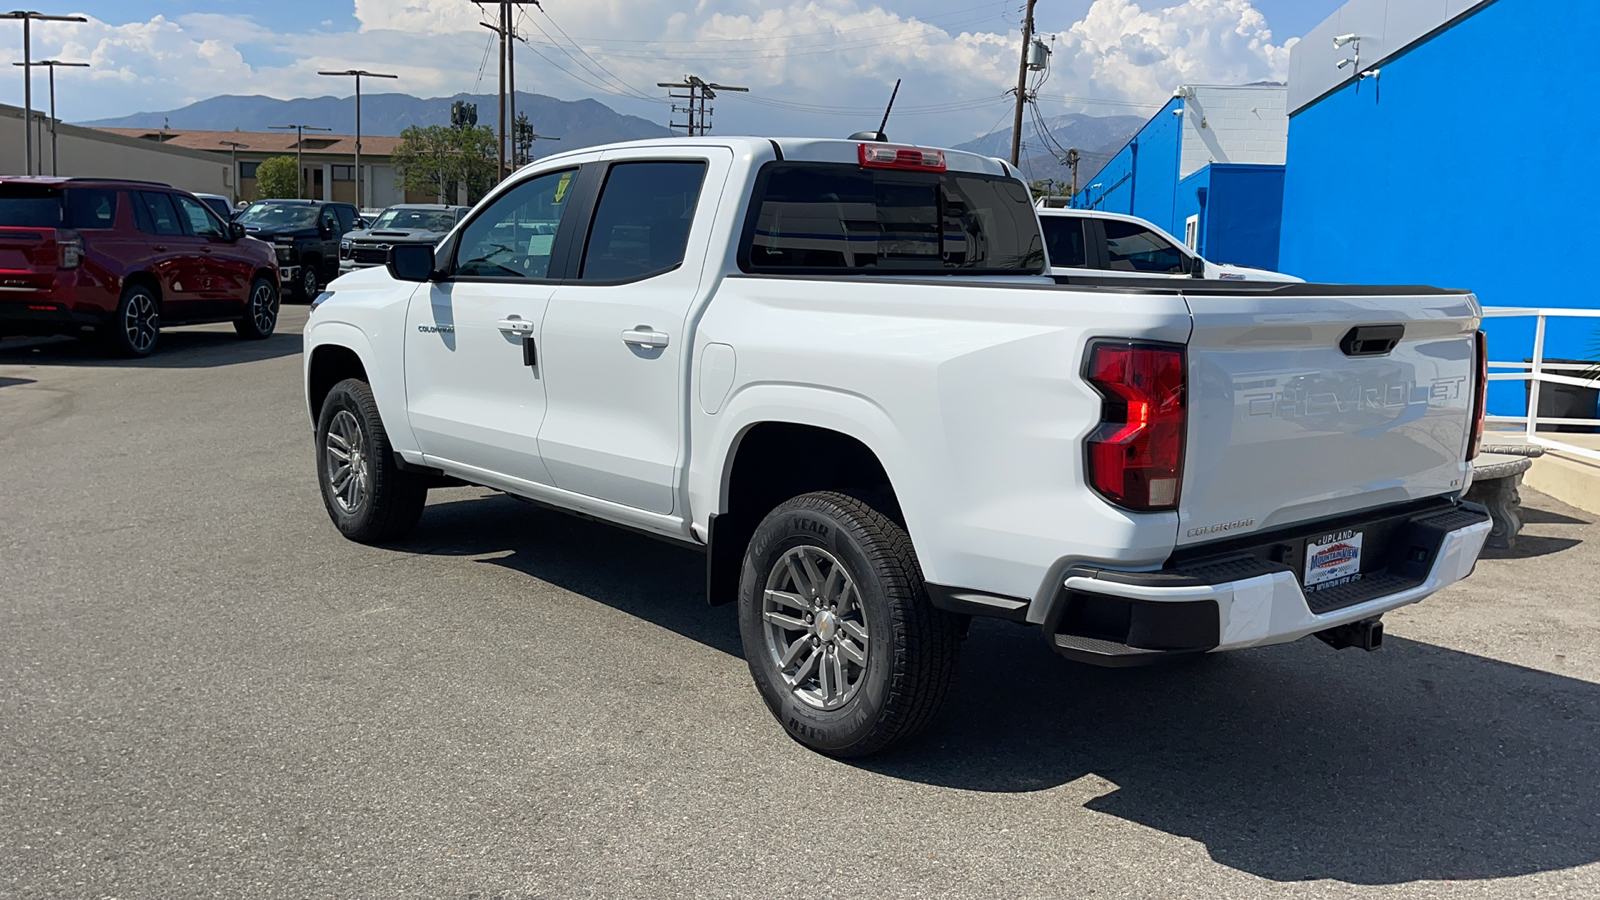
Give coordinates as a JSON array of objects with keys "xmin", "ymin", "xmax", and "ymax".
[
  {"xmin": 1041, "ymin": 215, "xmax": 1087, "ymax": 268},
  {"xmin": 1101, "ymin": 220, "xmax": 1187, "ymax": 274},
  {"xmin": 580, "ymin": 161, "xmax": 707, "ymax": 282},
  {"xmin": 64, "ymin": 189, "xmax": 118, "ymax": 229},
  {"xmin": 135, "ymin": 191, "xmax": 184, "ymax": 237},
  {"xmin": 743, "ymin": 163, "xmax": 1044, "ymax": 274},
  {"xmin": 0, "ymin": 184, "xmax": 61, "ymax": 227}
]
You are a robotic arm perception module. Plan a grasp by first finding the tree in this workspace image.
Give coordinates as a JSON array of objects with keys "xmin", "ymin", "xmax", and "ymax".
[
  {"xmin": 253, "ymin": 156, "xmax": 300, "ymax": 200},
  {"xmin": 392, "ymin": 124, "xmax": 499, "ymax": 205}
]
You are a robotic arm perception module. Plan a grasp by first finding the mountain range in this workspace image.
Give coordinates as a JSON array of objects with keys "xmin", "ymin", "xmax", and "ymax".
[
  {"xmin": 80, "ymin": 93, "xmax": 1145, "ymax": 187},
  {"xmin": 81, "ymin": 92, "xmax": 672, "ymax": 156}
]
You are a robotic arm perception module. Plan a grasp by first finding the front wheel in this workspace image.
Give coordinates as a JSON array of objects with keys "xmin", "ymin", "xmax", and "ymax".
[
  {"xmin": 738, "ymin": 491, "xmax": 962, "ymax": 757},
  {"xmin": 315, "ymin": 378, "xmax": 428, "ymax": 543},
  {"xmin": 233, "ymin": 276, "xmax": 279, "ymax": 339}
]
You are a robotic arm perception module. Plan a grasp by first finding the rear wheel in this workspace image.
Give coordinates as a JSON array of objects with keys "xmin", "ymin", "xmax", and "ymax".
[
  {"xmin": 102, "ymin": 283, "xmax": 160, "ymax": 358},
  {"xmin": 738, "ymin": 491, "xmax": 962, "ymax": 757},
  {"xmin": 315, "ymin": 378, "xmax": 428, "ymax": 543},
  {"xmin": 233, "ymin": 276, "xmax": 279, "ymax": 339}
]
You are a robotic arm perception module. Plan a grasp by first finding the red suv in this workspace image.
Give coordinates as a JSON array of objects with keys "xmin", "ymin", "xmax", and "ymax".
[{"xmin": 0, "ymin": 177, "xmax": 280, "ymax": 357}]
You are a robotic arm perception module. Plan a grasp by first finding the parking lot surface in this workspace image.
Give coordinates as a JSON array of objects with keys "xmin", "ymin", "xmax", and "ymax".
[{"xmin": 3, "ymin": 310, "xmax": 1598, "ymax": 899}]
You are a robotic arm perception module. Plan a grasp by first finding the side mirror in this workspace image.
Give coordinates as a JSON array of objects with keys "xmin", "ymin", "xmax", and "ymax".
[
  {"xmin": 228, "ymin": 222, "xmax": 246, "ymax": 241},
  {"xmin": 388, "ymin": 243, "xmax": 437, "ymax": 283},
  {"xmin": 319, "ymin": 223, "xmax": 334, "ymax": 239},
  {"xmin": 1188, "ymin": 253, "xmax": 1207, "ymax": 278}
]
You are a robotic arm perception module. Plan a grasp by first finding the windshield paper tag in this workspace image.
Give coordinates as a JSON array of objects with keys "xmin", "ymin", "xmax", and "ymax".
[{"xmin": 1305, "ymin": 530, "xmax": 1363, "ymax": 590}]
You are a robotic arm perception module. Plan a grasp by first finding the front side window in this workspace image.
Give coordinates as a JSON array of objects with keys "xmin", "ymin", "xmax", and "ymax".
[
  {"xmin": 333, "ymin": 206, "xmax": 355, "ymax": 232},
  {"xmin": 136, "ymin": 191, "xmax": 184, "ymax": 237},
  {"xmin": 744, "ymin": 163, "xmax": 1044, "ymax": 273},
  {"xmin": 1040, "ymin": 215, "xmax": 1087, "ymax": 268},
  {"xmin": 174, "ymin": 195, "xmax": 224, "ymax": 238},
  {"xmin": 454, "ymin": 168, "xmax": 576, "ymax": 280},
  {"xmin": 1101, "ymin": 220, "xmax": 1187, "ymax": 274},
  {"xmin": 580, "ymin": 161, "xmax": 707, "ymax": 282}
]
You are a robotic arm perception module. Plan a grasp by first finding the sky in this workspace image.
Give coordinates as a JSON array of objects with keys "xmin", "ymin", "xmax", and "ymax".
[{"xmin": 0, "ymin": 0, "xmax": 1345, "ymax": 146}]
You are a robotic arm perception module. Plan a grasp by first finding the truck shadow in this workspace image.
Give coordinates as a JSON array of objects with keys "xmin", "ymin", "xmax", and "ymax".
[
  {"xmin": 404, "ymin": 490, "xmax": 1600, "ymax": 886},
  {"xmin": 0, "ymin": 329, "xmax": 301, "ymax": 369}
]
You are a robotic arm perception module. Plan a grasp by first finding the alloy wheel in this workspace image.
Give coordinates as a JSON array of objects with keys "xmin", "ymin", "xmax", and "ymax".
[
  {"xmin": 301, "ymin": 268, "xmax": 318, "ymax": 300},
  {"xmin": 324, "ymin": 409, "xmax": 369, "ymax": 514},
  {"xmin": 251, "ymin": 282, "xmax": 279, "ymax": 334},
  {"xmin": 124, "ymin": 292, "xmax": 159, "ymax": 354},
  {"xmin": 761, "ymin": 545, "xmax": 871, "ymax": 710}
]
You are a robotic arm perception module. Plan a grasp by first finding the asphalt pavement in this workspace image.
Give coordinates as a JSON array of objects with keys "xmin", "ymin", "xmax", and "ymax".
[{"xmin": 2, "ymin": 309, "xmax": 1598, "ymax": 899}]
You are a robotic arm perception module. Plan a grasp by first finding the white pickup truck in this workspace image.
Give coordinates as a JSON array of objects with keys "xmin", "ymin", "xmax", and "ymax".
[{"xmin": 303, "ymin": 136, "xmax": 1492, "ymax": 757}]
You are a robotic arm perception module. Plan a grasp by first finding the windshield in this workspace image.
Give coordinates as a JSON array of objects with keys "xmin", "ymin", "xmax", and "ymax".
[
  {"xmin": 237, "ymin": 203, "xmax": 319, "ymax": 228},
  {"xmin": 0, "ymin": 185, "xmax": 62, "ymax": 227},
  {"xmin": 370, "ymin": 208, "xmax": 458, "ymax": 232},
  {"xmin": 742, "ymin": 162, "xmax": 1044, "ymax": 274}
]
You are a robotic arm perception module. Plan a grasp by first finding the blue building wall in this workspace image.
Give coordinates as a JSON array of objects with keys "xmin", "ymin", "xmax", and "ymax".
[
  {"xmin": 1075, "ymin": 97, "xmax": 1183, "ymax": 229},
  {"xmin": 1078, "ymin": 102, "xmax": 1283, "ymax": 272},
  {"xmin": 1279, "ymin": 0, "xmax": 1597, "ymax": 416}
]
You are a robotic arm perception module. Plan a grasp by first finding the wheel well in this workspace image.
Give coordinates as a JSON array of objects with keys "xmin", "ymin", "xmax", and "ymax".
[
  {"xmin": 707, "ymin": 422, "xmax": 900, "ymax": 606},
  {"xmin": 252, "ymin": 267, "xmax": 277, "ymax": 288},
  {"xmin": 122, "ymin": 271, "xmax": 161, "ymax": 305},
  {"xmin": 306, "ymin": 345, "xmax": 367, "ymax": 421}
]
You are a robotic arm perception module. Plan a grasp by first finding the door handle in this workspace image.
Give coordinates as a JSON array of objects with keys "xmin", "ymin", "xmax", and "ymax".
[
  {"xmin": 496, "ymin": 316, "xmax": 535, "ymax": 335},
  {"xmin": 622, "ymin": 326, "xmax": 670, "ymax": 349},
  {"xmin": 153, "ymin": 245, "xmax": 167, "ymax": 252}
]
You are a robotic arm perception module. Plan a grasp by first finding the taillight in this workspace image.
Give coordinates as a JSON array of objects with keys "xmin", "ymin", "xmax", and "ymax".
[
  {"xmin": 1468, "ymin": 330, "xmax": 1487, "ymax": 460},
  {"xmin": 1085, "ymin": 340, "xmax": 1187, "ymax": 511},
  {"xmin": 858, "ymin": 143, "xmax": 946, "ymax": 172},
  {"xmin": 56, "ymin": 229, "xmax": 82, "ymax": 269}
]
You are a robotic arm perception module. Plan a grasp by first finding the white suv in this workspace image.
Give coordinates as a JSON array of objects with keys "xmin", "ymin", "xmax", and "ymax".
[{"xmin": 1037, "ymin": 205, "xmax": 1302, "ymax": 282}]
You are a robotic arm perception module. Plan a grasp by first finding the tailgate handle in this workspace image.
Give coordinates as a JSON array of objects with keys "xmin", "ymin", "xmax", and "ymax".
[{"xmin": 1340, "ymin": 324, "xmax": 1405, "ymax": 357}]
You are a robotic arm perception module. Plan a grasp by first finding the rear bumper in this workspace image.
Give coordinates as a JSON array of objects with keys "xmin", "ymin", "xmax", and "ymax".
[
  {"xmin": 0, "ymin": 290, "xmax": 103, "ymax": 335},
  {"xmin": 1041, "ymin": 500, "xmax": 1490, "ymax": 665}
]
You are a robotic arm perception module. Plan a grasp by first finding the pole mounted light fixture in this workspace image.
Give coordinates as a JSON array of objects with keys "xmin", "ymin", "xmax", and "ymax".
[
  {"xmin": 4, "ymin": 11, "xmax": 88, "ymax": 176},
  {"xmin": 317, "ymin": 69, "xmax": 398, "ymax": 210},
  {"xmin": 12, "ymin": 58, "xmax": 87, "ymax": 176}
]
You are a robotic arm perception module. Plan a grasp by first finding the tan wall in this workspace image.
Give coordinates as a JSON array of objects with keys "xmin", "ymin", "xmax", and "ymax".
[{"xmin": 1, "ymin": 112, "xmax": 230, "ymax": 196}]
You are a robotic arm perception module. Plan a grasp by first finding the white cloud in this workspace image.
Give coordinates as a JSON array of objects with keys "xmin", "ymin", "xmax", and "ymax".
[{"xmin": 0, "ymin": 0, "xmax": 1297, "ymax": 146}]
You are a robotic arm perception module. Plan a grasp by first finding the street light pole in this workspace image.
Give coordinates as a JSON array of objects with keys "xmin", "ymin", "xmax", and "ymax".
[
  {"xmin": 13, "ymin": 60, "xmax": 89, "ymax": 175},
  {"xmin": 269, "ymin": 124, "xmax": 333, "ymax": 199},
  {"xmin": 317, "ymin": 69, "xmax": 397, "ymax": 210},
  {"xmin": 3, "ymin": 11, "xmax": 86, "ymax": 176},
  {"xmin": 219, "ymin": 140, "xmax": 249, "ymax": 205}
]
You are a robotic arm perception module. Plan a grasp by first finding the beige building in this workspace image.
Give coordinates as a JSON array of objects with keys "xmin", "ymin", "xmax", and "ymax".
[
  {"xmin": 94, "ymin": 127, "xmax": 428, "ymax": 210},
  {"xmin": 2, "ymin": 103, "xmax": 230, "ymax": 196}
]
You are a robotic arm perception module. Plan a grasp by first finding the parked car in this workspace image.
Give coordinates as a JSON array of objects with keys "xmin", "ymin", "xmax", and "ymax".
[
  {"xmin": 0, "ymin": 176, "xmax": 281, "ymax": 357},
  {"xmin": 193, "ymin": 193, "xmax": 235, "ymax": 223},
  {"xmin": 339, "ymin": 204, "xmax": 470, "ymax": 274},
  {"xmin": 304, "ymin": 137, "xmax": 1490, "ymax": 757},
  {"xmin": 1036, "ymin": 205, "xmax": 1302, "ymax": 282},
  {"xmin": 235, "ymin": 198, "xmax": 357, "ymax": 301}
]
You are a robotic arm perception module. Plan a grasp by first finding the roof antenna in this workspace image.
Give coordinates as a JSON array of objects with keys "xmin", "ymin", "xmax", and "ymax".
[{"xmin": 850, "ymin": 78, "xmax": 899, "ymax": 142}]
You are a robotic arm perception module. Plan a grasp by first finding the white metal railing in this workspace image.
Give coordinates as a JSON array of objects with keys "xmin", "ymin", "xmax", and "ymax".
[{"xmin": 1481, "ymin": 306, "xmax": 1600, "ymax": 462}]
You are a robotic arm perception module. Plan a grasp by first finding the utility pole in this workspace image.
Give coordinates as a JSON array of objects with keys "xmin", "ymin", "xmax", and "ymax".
[
  {"xmin": 1067, "ymin": 147, "xmax": 1081, "ymax": 198},
  {"xmin": 658, "ymin": 75, "xmax": 747, "ymax": 136},
  {"xmin": 13, "ymin": 59, "xmax": 88, "ymax": 175},
  {"xmin": 219, "ymin": 140, "xmax": 249, "ymax": 205},
  {"xmin": 479, "ymin": 0, "xmax": 541, "ymax": 181},
  {"xmin": 318, "ymin": 69, "xmax": 398, "ymax": 210},
  {"xmin": 1008, "ymin": 0, "xmax": 1038, "ymax": 166},
  {"xmin": 4, "ymin": 11, "xmax": 86, "ymax": 176},
  {"xmin": 270, "ymin": 124, "xmax": 333, "ymax": 199}
]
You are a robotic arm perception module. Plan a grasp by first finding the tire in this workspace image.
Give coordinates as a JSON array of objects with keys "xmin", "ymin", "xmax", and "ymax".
[
  {"xmin": 101, "ymin": 282, "xmax": 161, "ymax": 358},
  {"xmin": 738, "ymin": 491, "xmax": 962, "ymax": 757},
  {"xmin": 233, "ymin": 276, "xmax": 279, "ymax": 339},
  {"xmin": 314, "ymin": 378, "xmax": 428, "ymax": 543},
  {"xmin": 295, "ymin": 264, "xmax": 320, "ymax": 303}
]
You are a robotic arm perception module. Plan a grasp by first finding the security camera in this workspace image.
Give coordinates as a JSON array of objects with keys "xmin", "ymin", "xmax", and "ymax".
[
  {"xmin": 1333, "ymin": 33, "xmax": 1359, "ymax": 48},
  {"xmin": 1336, "ymin": 58, "xmax": 1353, "ymax": 69},
  {"xmin": 1171, "ymin": 108, "xmax": 1184, "ymax": 117}
]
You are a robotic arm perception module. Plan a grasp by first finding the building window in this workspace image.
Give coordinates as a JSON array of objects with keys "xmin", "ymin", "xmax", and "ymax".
[
  {"xmin": 1184, "ymin": 215, "xmax": 1200, "ymax": 251},
  {"xmin": 332, "ymin": 165, "xmax": 356, "ymax": 182},
  {"xmin": 239, "ymin": 161, "xmax": 259, "ymax": 180}
]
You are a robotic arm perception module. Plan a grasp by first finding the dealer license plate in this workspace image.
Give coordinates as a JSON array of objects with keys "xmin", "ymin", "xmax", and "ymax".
[{"xmin": 1304, "ymin": 529, "xmax": 1364, "ymax": 590}]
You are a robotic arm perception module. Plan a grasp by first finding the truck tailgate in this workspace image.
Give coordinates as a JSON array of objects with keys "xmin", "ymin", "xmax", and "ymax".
[{"xmin": 1178, "ymin": 286, "xmax": 1479, "ymax": 546}]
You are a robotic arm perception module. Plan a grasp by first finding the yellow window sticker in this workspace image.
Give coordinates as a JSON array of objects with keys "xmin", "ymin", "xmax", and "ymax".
[{"xmin": 553, "ymin": 172, "xmax": 572, "ymax": 204}]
